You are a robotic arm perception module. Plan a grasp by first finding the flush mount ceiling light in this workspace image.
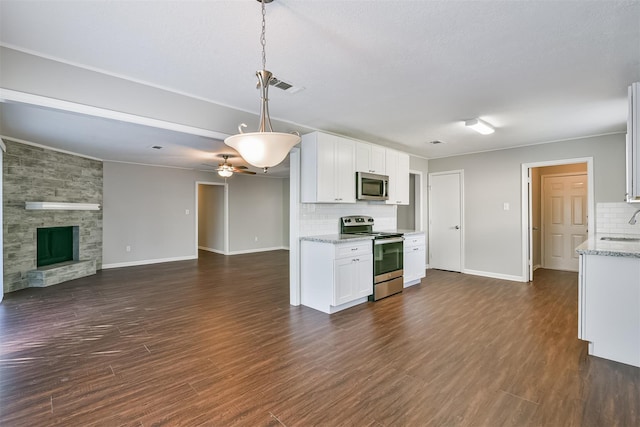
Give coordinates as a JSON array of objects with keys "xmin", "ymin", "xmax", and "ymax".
[
  {"xmin": 465, "ymin": 118, "xmax": 495, "ymax": 135},
  {"xmin": 224, "ymin": 0, "xmax": 301, "ymax": 172}
]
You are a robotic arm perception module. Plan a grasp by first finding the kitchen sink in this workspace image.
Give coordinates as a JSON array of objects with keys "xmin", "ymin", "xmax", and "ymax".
[{"xmin": 600, "ymin": 236, "xmax": 640, "ymax": 242}]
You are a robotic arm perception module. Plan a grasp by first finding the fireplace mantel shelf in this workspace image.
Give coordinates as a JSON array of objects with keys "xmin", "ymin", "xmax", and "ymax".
[{"xmin": 25, "ymin": 202, "xmax": 101, "ymax": 211}]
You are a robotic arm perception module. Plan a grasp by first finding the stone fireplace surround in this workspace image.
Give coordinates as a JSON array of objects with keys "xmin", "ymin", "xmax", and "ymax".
[{"xmin": 3, "ymin": 140, "xmax": 103, "ymax": 293}]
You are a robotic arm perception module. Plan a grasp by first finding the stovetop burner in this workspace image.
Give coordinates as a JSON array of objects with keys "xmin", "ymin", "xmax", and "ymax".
[{"xmin": 340, "ymin": 216, "xmax": 403, "ymax": 239}]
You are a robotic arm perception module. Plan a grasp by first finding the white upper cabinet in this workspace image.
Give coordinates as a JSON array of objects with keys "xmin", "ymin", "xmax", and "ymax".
[
  {"xmin": 301, "ymin": 132, "xmax": 356, "ymax": 203},
  {"xmin": 356, "ymin": 141, "xmax": 386, "ymax": 174},
  {"xmin": 627, "ymin": 82, "xmax": 640, "ymax": 202},
  {"xmin": 385, "ymin": 149, "xmax": 410, "ymax": 205}
]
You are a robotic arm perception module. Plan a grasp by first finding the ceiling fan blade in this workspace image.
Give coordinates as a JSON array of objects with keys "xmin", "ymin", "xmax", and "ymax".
[
  {"xmin": 234, "ymin": 165, "xmax": 248, "ymax": 170},
  {"xmin": 235, "ymin": 169, "xmax": 256, "ymax": 175}
]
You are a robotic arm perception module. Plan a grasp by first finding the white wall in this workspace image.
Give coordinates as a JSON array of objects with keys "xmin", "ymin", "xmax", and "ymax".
[
  {"xmin": 103, "ymin": 162, "xmax": 288, "ymax": 267},
  {"xmin": 428, "ymin": 133, "xmax": 625, "ymax": 278},
  {"xmin": 227, "ymin": 174, "xmax": 288, "ymax": 253}
]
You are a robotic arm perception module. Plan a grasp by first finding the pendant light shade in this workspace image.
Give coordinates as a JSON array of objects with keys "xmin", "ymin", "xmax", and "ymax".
[
  {"xmin": 224, "ymin": 0, "xmax": 300, "ymax": 171},
  {"xmin": 225, "ymin": 131, "xmax": 300, "ymax": 169}
]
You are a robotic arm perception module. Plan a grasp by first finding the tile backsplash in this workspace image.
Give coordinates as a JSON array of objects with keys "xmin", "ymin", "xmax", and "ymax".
[
  {"xmin": 299, "ymin": 201, "xmax": 397, "ymax": 237},
  {"xmin": 596, "ymin": 202, "xmax": 640, "ymax": 235}
]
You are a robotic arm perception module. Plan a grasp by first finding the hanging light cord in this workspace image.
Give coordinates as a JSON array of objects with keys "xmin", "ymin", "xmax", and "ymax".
[{"xmin": 260, "ymin": 0, "xmax": 267, "ymax": 70}]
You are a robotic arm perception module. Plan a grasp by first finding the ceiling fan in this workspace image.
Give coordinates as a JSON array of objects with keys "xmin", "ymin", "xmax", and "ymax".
[{"xmin": 205, "ymin": 154, "xmax": 256, "ymax": 178}]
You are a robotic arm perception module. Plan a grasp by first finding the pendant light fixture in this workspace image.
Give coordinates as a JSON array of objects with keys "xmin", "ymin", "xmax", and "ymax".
[{"xmin": 224, "ymin": 0, "xmax": 301, "ymax": 172}]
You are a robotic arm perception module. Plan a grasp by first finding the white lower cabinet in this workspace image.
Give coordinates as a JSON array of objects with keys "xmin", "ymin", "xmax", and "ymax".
[
  {"xmin": 403, "ymin": 233, "xmax": 426, "ymax": 286},
  {"xmin": 578, "ymin": 253, "xmax": 640, "ymax": 367},
  {"xmin": 301, "ymin": 239, "xmax": 373, "ymax": 314}
]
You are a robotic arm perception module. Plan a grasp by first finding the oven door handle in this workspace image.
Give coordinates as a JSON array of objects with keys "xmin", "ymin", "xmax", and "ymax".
[{"xmin": 374, "ymin": 237, "xmax": 404, "ymax": 245}]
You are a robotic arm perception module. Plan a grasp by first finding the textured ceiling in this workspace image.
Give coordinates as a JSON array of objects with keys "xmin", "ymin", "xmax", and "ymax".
[{"xmin": 1, "ymin": 0, "xmax": 639, "ymax": 173}]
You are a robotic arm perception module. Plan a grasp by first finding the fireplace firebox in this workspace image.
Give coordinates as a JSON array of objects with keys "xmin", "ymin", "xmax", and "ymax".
[{"xmin": 37, "ymin": 226, "xmax": 78, "ymax": 267}]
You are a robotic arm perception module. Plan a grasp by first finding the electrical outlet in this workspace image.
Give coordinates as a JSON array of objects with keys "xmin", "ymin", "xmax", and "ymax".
[
  {"xmin": 254, "ymin": 236, "xmax": 258, "ymax": 242},
  {"xmin": 185, "ymin": 209, "xmax": 190, "ymax": 215},
  {"xmin": 503, "ymin": 202, "xmax": 510, "ymax": 211},
  {"xmin": 126, "ymin": 245, "xmax": 131, "ymax": 252}
]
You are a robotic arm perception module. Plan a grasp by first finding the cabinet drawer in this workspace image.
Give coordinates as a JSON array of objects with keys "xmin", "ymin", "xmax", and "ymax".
[
  {"xmin": 335, "ymin": 242, "xmax": 372, "ymax": 258},
  {"xmin": 404, "ymin": 234, "xmax": 425, "ymax": 248}
]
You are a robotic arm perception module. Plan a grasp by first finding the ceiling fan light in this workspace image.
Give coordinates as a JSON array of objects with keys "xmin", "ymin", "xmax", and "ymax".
[
  {"xmin": 465, "ymin": 118, "xmax": 495, "ymax": 135},
  {"xmin": 218, "ymin": 168, "xmax": 233, "ymax": 178}
]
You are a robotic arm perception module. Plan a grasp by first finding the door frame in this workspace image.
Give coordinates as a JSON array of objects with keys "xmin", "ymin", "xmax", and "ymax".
[
  {"xmin": 428, "ymin": 170, "xmax": 464, "ymax": 272},
  {"xmin": 521, "ymin": 157, "xmax": 594, "ymax": 281},
  {"xmin": 195, "ymin": 181, "xmax": 229, "ymax": 255}
]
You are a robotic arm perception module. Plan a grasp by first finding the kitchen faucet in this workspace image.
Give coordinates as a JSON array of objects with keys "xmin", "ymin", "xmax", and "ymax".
[{"xmin": 629, "ymin": 209, "xmax": 640, "ymax": 225}]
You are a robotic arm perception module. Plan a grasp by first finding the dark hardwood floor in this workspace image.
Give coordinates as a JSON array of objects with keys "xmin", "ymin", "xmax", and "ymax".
[{"xmin": 1, "ymin": 250, "xmax": 639, "ymax": 426}]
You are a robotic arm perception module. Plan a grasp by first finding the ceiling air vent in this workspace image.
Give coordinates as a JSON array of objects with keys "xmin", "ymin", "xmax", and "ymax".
[
  {"xmin": 269, "ymin": 77, "xmax": 304, "ymax": 94},
  {"xmin": 429, "ymin": 140, "xmax": 446, "ymax": 145}
]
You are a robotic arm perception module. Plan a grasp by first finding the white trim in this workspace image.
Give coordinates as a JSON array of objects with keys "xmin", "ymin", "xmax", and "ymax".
[
  {"xmin": 25, "ymin": 202, "xmax": 100, "ymax": 210},
  {"xmin": 102, "ymin": 255, "xmax": 197, "ymax": 269},
  {"xmin": 289, "ymin": 147, "xmax": 301, "ymax": 306},
  {"xmin": 0, "ymin": 89, "xmax": 229, "ymax": 140},
  {"xmin": 227, "ymin": 246, "xmax": 288, "ymax": 255},
  {"xmin": 463, "ymin": 269, "xmax": 527, "ymax": 283},
  {"xmin": 520, "ymin": 157, "xmax": 594, "ymax": 282}
]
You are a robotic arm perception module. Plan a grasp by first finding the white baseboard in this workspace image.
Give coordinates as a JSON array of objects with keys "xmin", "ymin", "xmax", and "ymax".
[
  {"xmin": 226, "ymin": 246, "xmax": 289, "ymax": 255},
  {"xmin": 463, "ymin": 269, "xmax": 527, "ymax": 283},
  {"xmin": 102, "ymin": 255, "xmax": 197, "ymax": 269},
  {"xmin": 533, "ymin": 264, "xmax": 542, "ymax": 271}
]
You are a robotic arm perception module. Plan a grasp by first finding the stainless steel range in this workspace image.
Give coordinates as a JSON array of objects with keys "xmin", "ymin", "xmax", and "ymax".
[{"xmin": 340, "ymin": 215, "xmax": 404, "ymax": 301}]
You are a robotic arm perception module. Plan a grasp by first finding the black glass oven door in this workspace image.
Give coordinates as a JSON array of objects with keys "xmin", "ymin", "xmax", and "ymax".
[{"xmin": 374, "ymin": 239, "xmax": 403, "ymax": 276}]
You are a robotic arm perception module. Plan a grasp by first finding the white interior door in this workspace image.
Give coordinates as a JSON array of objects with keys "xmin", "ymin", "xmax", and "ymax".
[
  {"xmin": 543, "ymin": 174, "xmax": 588, "ymax": 272},
  {"xmin": 429, "ymin": 171, "xmax": 463, "ymax": 272}
]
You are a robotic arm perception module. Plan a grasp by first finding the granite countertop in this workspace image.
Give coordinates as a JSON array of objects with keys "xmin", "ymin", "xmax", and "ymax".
[
  {"xmin": 576, "ymin": 235, "xmax": 640, "ymax": 258},
  {"xmin": 300, "ymin": 234, "xmax": 374, "ymax": 244},
  {"xmin": 300, "ymin": 229, "xmax": 425, "ymax": 244}
]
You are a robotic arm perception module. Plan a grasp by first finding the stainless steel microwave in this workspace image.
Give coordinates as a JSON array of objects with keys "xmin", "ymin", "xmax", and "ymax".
[{"xmin": 356, "ymin": 172, "xmax": 389, "ymax": 201}]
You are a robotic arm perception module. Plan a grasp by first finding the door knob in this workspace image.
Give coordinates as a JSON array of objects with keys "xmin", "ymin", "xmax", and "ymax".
[{"xmin": 454, "ymin": 225, "xmax": 460, "ymax": 230}]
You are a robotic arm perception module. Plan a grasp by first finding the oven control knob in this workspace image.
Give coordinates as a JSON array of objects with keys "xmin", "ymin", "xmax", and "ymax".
[{"xmin": 368, "ymin": 218, "xmax": 373, "ymax": 222}]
